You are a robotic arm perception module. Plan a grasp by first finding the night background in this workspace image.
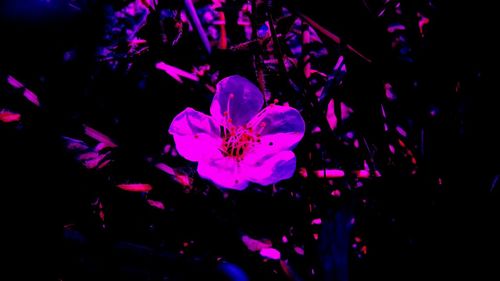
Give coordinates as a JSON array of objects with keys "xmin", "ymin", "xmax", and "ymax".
[{"xmin": 1, "ymin": 0, "xmax": 498, "ymax": 280}]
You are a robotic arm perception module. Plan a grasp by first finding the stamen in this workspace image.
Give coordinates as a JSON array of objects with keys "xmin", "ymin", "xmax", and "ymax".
[
  {"xmin": 221, "ymin": 125, "xmax": 259, "ymax": 160},
  {"xmin": 226, "ymin": 93, "xmax": 234, "ymax": 125},
  {"xmin": 220, "ymin": 93, "xmax": 263, "ymax": 160}
]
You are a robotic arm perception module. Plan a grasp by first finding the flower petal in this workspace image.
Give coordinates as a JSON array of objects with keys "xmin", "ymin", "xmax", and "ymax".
[
  {"xmin": 211, "ymin": 75, "xmax": 264, "ymax": 126},
  {"xmin": 249, "ymin": 105, "xmax": 305, "ymax": 154},
  {"xmin": 169, "ymin": 108, "xmax": 221, "ymax": 162},
  {"xmin": 243, "ymin": 151, "xmax": 296, "ymax": 186},
  {"xmin": 197, "ymin": 154, "xmax": 249, "ymax": 190}
]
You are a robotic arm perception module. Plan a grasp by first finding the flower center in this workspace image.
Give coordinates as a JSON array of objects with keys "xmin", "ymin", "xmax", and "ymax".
[
  {"xmin": 220, "ymin": 93, "xmax": 265, "ymax": 161},
  {"xmin": 220, "ymin": 126, "xmax": 258, "ymax": 160}
]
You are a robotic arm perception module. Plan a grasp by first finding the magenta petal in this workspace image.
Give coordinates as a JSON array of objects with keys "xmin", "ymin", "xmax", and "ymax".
[
  {"xmin": 169, "ymin": 108, "xmax": 221, "ymax": 162},
  {"xmin": 259, "ymin": 248, "xmax": 281, "ymax": 260},
  {"xmin": 147, "ymin": 199, "xmax": 165, "ymax": 210},
  {"xmin": 249, "ymin": 105, "xmax": 305, "ymax": 154},
  {"xmin": 243, "ymin": 151, "xmax": 296, "ymax": 186},
  {"xmin": 210, "ymin": 75, "xmax": 264, "ymax": 126},
  {"xmin": 197, "ymin": 154, "xmax": 249, "ymax": 190},
  {"xmin": 83, "ymin": 125, "xmax": 118, "ymax": 148},
  {"xmin": 313, "ymin": 169, "xmax": 345, "ymax": 178}
]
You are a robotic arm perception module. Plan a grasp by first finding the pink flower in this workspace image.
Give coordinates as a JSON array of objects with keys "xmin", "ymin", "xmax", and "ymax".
[{"xmin": 168, "ymin": 75, "xmax": 305, "ymax": 190}]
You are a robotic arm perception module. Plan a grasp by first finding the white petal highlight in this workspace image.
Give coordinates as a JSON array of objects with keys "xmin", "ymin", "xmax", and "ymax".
[
  {"xmin": 168, "ymin": 108, "xmax": 221, "ymax": 162},
  {"xmin": 211, "ymin": 75, "xmax": 264, "ymax": 126}
]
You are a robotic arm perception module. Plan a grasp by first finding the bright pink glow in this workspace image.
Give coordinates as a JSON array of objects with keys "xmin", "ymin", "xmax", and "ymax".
[
  {"xmin": 83, "ymin": 125, "xmax": 118, "ymax": 148},
  {"xmin": 341, "ymin": 103, "xmax": 353, "ymax": 120},
  {"xmin": 363, "ymin": 160, "xmax": 370, "ymax": 171},
  {"xmin": 155, "ymin": 163, "xmax": 193, "ymax": 187},
  {"xmin": 129, "ymin": 38, "xmax": 147, "ymax": 45},
  {"xmin": 0, "ymin": 111, "xmax": 21, "ymax": 123},
  {"xmin": 7, "ymin": 75, "xmax": 24, "ymax": 89},
  {"xmin": 294, "ymin": 246, "xmax": 304, "ymax": 256},
  {"xmin": 23, "ymin": 89, "xmax": 40, "ymax": 107},
  {"xmin": 259, "ymin": 248, "xmax": 281, "ymax": 260},
  {"xmin": 331, "ymin": 190, "xmax": 341, "ymax": 197},
  {"xmin": 156, "ymin": 163, "xmax": 193, "ymax": 187},
  {"xmin": 398, "ymin": 139, "xmax": 406, "ymax": 148},
  {"xmin": 396, "ymin": 125, "xmax": 407, "ymax": 137},
  {"xmin": 356, "ymin": 170, "xmax": 371, "ymax": 178},
  {"xmin": 298, "ymin": 167, "xmax": 308, "ymax": 178},
  {"xmin": 169, "ymin": 75, "xmax": 305, "ymax": 190},
  {"xmin": 117, "ymin": 183, "xmax": 152, "ymax": 192},
  {"xmin": 411, "ymin": 157, "xmax": 417, "ymax": 164},
  {"xmin": 156, "ymin": 162, "xmax": 175, "ymax": 176},
  {"xmin": 353, "ymin": 139, "xmax": 360, "ymax": 148},
  {"xmin": 64, "ymin": 136, "xmax": 88, "ymax": 150},
  {"xmin": 175, "ymin": 173, "xmax": 192, "ymax": 187},
  {"xmin": 95, "ymin": 142, "xmax": 108, "ymax": 152},
  {"xmin": 418, "ymin": 13, "xmax": 430, "ymax": 36},
  {"xmin": 147, "ymin": 199, "xmax": 165, "ymax": 210},
  {"xmin": 79, "ymin": 151, "xmax": 111, "ymax": 169},
  {"xmin": 97, "ymin": 159, "xmax": 111, "ymax": 169},
  {"xmin": 81, "ymin": 155, "xmax": 105, "ymax": 168},
  {"xmin": 164, "ymin": 144, "xmax": 172, "ymax": 154},
  {"xmin": 389, "ymin": 144, "xmax": 396, "ymax": 154},
  {"xmin": 282, "ymin": 235, "xmax": 288, "ymax": 243},
  {"xmin": 242, "ymin": 235, "xmax": 272, "ymax": 252},
  {"xmin": 326, "ymin": 99, "xmax": 337, "ymax": 130},
  {"xmin": 311, "ymin": 126, "xmax": 321, "ymax": 134},
  {"xmin": 333, "ymin": 56, "xmax": 344, "ymax": 71},
  {"xmin": 313, "ymin": 169, "xmax": 345, "ymax": 178},
  {"xmin": 384, "ymin": 83, "xmax": 396, "ymax": 100},
  {"xmin": 156, "ymin": 61, "xmax": 200, "ymax": 83},
  {"xmin": 77, "ymin": 151, "xmax": 99, "ymax": 160},
  {"xmin": 387, "ymin": 23, "xmax": 406, "ymax": 33},
  {"xmin": 311, "ymin": 218, "xmax": 322, "ymax": 225}
]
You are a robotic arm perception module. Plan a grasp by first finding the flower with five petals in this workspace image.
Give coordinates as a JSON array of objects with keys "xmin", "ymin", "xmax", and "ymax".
[{"xmin": 168, "ymin": 75, "xmax": 305, "ymax": 190}]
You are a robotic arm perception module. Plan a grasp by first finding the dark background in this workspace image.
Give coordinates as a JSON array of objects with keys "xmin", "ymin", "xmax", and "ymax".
[{"xmin": 1, "ymin": 0, "xmax": 498, "ymax": 280}]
